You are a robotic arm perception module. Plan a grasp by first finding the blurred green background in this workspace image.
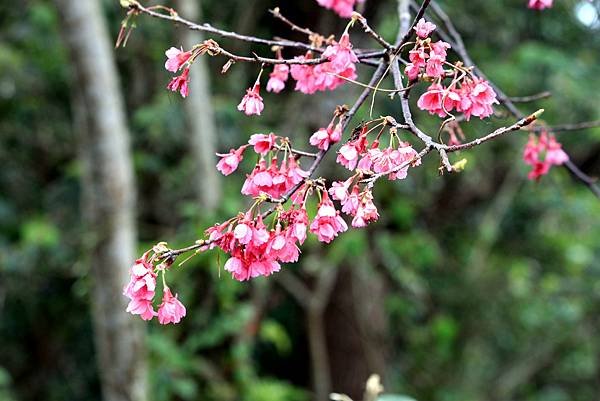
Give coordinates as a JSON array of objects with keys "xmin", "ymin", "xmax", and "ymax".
[{"xmin": 1, "ymin": 0, "xmax": 599, "ymax": 400}]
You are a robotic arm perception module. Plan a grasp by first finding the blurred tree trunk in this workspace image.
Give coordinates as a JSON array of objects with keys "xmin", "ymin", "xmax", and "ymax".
[
  {"xmin": 54, "ymin": 1, "xmax": 147, "ymax": 401},
  {"xmin": 175, "ymin": 0, "xmax": 221, "ymax": 212}
]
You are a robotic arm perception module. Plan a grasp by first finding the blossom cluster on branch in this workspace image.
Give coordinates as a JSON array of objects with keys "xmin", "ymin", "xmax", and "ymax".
[{"xmin": 118, "ymin": 0, "xmax": 595, "ymax": 324}]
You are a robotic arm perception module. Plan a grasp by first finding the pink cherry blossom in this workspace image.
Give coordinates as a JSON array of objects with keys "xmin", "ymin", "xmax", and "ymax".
[
  {"xmin": 164, "ymin": 47, "xmax": 192, "ymax": 72},
  {"xmin": 267, "ymin": 64, "xmax": 289, "ymax": 93},
  {"xmin": 316, "ymin": 0, "xmax": 364, "ymax": 18},
  {"xmin": 329, "ymin": 177, "xmax": 353, "ymax": 202},
  {"xmin": 545, "ymin": 135, "xmax": 569, "ymax": 165},
  {"xmin": 124, "ymin": 254, "xmax": 158, "ymax": 321},
  {"xmin": 126, "ymin": 298, "xmax": 156, "ymax": 321},
  {"xmin": 310, "ymin": 128, "xmax": 331, "ymax": 150},
  {"xmin": 405, "ymin": 63, "xmax": 420, "ymax": 81},
  {"xmin": 248, "ymin": 133, "xmax": 277, "ymax": 155},
  {"xmin": 337, "ymin": 143, "xmax": 360, "ymax": 170},
  {"xmin": 309, "ymin": 192, "xmax": 348, "ymax": 243},
  {"xmin": 458, "ymin": 78, "xmax": 498, "ymax": 120},
  {"xmin": 351, "ymin": 189, "xmax": 379, "ymax": 228},
  {"xmin": 323, "ymin": 33, "xmax": 359, "ymax": 72},
  {"xmin": 523, "ymin": 132, "xmax": 569, "ymax": 180},
  {"xmin": 167, "ymin": 67, "xmax": 190, "ymax": 98},
  {"xmin": 431, "ymin": 41, "xmax": 451, "ymax": 58},
  {"xmin": 238, "ymin": 84, "xmax": 264, "ymax": 116},
  {"xmin": 417, "ymin": 83, "xmax": 445, "ymax": 116},
  {"xmin": 425, "ymin": 53, "xmax": 445, "ymax": 78},
  {"xmin": 414, "ymin": 18, "xmax": 437, "ymax": 38},
  {"xmin": 157, "ymin": 287, "xmax": 187, "ymax": 325},
  {"xmin": 528, "ymin": 0, "xmax": 553, "ymax": 10},
  {"xmin": 216, "ymin": 146, "xmax": 247, "ymax": 176}
]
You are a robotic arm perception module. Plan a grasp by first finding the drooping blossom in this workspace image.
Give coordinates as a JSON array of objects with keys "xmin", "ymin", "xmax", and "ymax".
[
  {"xmin": 309, "ymin": 192, "xmax": 348, "ymax": 243},
  {"xmin": 216, "ymin": 146, "xmax": 247, "ymax": 176},
  {"xmin": 323, "ymin": 33, "xmax": 359, "ymax": 72},
  {"xmin": 458, "ymin": 78, "xmax": 498, "ymax": 120},
  {"xmin": 337, "ymin": 143, "xmax": 361, "ymax": 170},
  {"xmin": 248, "ymin": 133, "xmax": 277, "ymax": 155},
  {"xmin": 310, "ymin": 123, "xmax": 342, "ymax": 151},
  {"xmin": 164, "ymin": 47, "xmax": 192, "ymax": 72},
  {"xmin": 167, "ymin": 67, "xmax": 190, "ymax": 98},
  {"xmin": 528, "ymin": 0, "xmax": 553, "ymax": 10},
  {"xmin": 290, "ymin": 48, "xmax": 357, "ymax": 94},
  {"xmin": 241, "ymin": 158, "xmax": 308, "ymax": 200},
  {"xmin": 211, "ymin": 209, "xmax": 311, "ymax": 282},
  {"xmin": 351, "ymin": 189, "xmax": 379, "ymax": 228},
  {"xmin": 414, "ymin": 18, "xmax": 437, "ymax": 38},
  {"xmin": 157, "ymin": 287, "xmax": 187, "ymax": 325},
  {"xmin": 316, "ymin": 0, "xmax": 364, "ymax": 18},
  {"xmin": 523, "ymin": 132, "xmax": 568, "ymax": 180},
  {"xmin": 329, "ymin": 177, "xmax": 354, "ymax": 203},
  {"xmin": 267, "ymin": 64, "xmax": 290, "ymax": 93},
  {"xmin": 124, "ymin": 253, "xmax": 157, "ymax": 321},
  {"xmin": 238, "ymin": 84, "xmax": 264, "ymax": 116}
]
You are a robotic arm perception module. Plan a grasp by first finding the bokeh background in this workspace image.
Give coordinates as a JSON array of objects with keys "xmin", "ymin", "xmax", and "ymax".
[{"xmin": 1, "ymin": 0, "xmax": 600, "ymax": 400}]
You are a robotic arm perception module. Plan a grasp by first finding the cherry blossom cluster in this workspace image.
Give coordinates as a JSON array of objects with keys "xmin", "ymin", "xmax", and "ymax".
[
  {"xmin": 165, "ymin": 47, "xmax": 192, "ymax": 97},
  {"xmin": 123, "ymin": 252, "xmax": 186, "ymax": 324},
  {"xmin": 120, "ymin": 0, "xmax": 595, "ymax": 326},
  {"xmin": 523, "ymin": 130, "xmax": 569, "ymax": 180},
  {"xmin": 332, "ymin": 120, "xmax": 421, "ymax": 227},
  {"xmin": 316, "ymin": 0, "xmax": 365, "ymax": 18},
  {"xmin": 217, "ymin": 133, "xmax": 309, "ymax": 199},
  {"xmin": 407, "ymin": 19, "xmax": 499, "ymax": 121},
  {"xmin": 288, "ymin": 32, "xmax": 359, "ymax": 95},
  {"xmin": 528, "ymin": 0, "xmax": 553, "ymax": 10}
]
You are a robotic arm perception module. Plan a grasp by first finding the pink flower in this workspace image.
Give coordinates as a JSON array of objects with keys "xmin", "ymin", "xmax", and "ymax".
[
  {"xmin": 310, "ymin": 128, "xmax": 331, "ymax": 150},
  {"xmin": 126, "ymin": 298, "xmax": 156, "ymax": 321},
  {"xmin": 337, "ymin": 143, "xmax": 360, "ymax": 170},
  {"xmin": 267, "ymin": 64, "xmax": 289, "ymax": 93},
  {"xmin": 341, "ymin": 185, "xmax": 360, "ymax": 215},
  {"xmin": 417, "ymin": 83, "xmax": 444, "ymax": 116},
  {"xmin": 528, "ymin": 0, "xmax": 553, "ymax": 10},
  {"xmin": 545, "ymin": 135, "xmax": 569, "ymax": 165},
  {"xmin": 414, "ymin": 18, "xmax": 436, "ymax": 38},
  {"xmin": 157, "ymin": 287, "xmax": 186, "ymax": 325},
  {"xmin": 431, "ymin": 41, "xmax": 451, "ymax": 58},
  {"xmin": 316, "ymin": 0, "xmax": 364, "ymax": 18},
  {"xmin": 523, "ymin": 135, "xmax": 540, "ymax": 166},
  {"xmin": 164, "ymin": 47, "xmax": 192, "ymax": 72},
  {"xmin": 425, "ymin": 53, "xmax": 445, "ymax": 78},
  {"xmin": 124, "ymin": 254, "xmax": 158, "ymax": 321},
  {"xmin": 216, "ymin": 146, "xmax": 247, "ymax": 176},
  {"xmin": 310, "ymin": 123, "xmax": 342, "ymax": 151},
  {"xmin": 405, "ymin": 63, "xmax": 420, "ymax": 81},
  {"xmin": 309, "ymin": 192, "xmax": 348, "ymax": 243},
  {"xmin": 323, "ymin": 33, "xmax": 359, "ymax": 72},
  {"xmin": 351, "ymin": 189, "xmax": 379, "ymax": 228},
  {"xmin": 522, "ymin": 132, "xmax": 568, "ymax": 180},
  {"xmin": 249, "ymin": 133, "xmax": 277, "ymax": 155},
  {"xmin": 457, "ymin": 78, "xmax": 498, "ymax": 120},
  {"xmin": 290, "ymin": 55, "xmax": 320, "ymax": 94},
  {"xmin": 167, "ymin": 67, "xmax": 190, "ymax": 98},
  {"xmin": 409, "ymin": 48, "xmax": 428, "ymax": 68},
  {"xmin": 238, "ymin": 84, "xmax": 264, "ymax": 116},
  {"xmin": 329, "ymin": 178, "xmax": 353, "ymax": 203}
]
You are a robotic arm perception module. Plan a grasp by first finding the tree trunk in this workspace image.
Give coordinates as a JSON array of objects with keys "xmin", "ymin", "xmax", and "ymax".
[
  {"xmin": 54, "ymin": 1, "xmax": 147, "ymax": 400},
  {"xmin": 175, "ymin": 0, "xmax": 221, "ymax": 212}
]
